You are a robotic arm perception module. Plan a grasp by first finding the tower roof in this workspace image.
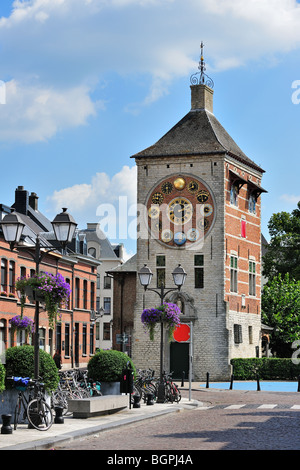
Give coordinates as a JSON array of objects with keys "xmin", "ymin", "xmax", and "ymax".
[{"xmin": 132, "ymin": 45, "xmax": 264, "ymax": 174}]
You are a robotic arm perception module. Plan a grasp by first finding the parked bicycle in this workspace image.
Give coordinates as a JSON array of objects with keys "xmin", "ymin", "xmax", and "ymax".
[
  {"xmin": 77, "ymin": 369, "xmax": 102, "ymax": 397},
  {"xmin": 132, "ymin": 369, "xmax": 158, "ymax": 403},
  {"xmin": 8, "ymin": 376, "xmax": 53, "ymax": 431},
  {"xmin": 163, "ymin": 371, "xmax": 181, "ymax": 403}
]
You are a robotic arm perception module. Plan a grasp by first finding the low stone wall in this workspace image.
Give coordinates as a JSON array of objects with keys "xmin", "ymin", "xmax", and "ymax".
[{"xmin": 67, "ymin": 395, "xmax": 128, "ymax": 418}]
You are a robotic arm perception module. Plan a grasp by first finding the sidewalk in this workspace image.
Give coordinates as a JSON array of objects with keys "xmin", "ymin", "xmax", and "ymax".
[{"xmin": 0, "ymin": 393, "xmax": 201, "ymax": 451}]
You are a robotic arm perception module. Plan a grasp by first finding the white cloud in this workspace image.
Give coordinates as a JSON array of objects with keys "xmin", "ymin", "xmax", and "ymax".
[
  {"xmin": 1, "ymin": 0, "xmax": 300, "ymax": 141},
  {"xmin": 0, "ymin": 79, "xmax": 100, "ymax": 142},
  {"xmin": 48, "ymin": 165, "xmax": 137, "ymax": 244},
  {"xmin": 280, "ymin": 194, "xmax": 300, "ymax": 205},
  {"xmin": 48, "ymin": 165, "xmax": 137, "ymax": 214}
]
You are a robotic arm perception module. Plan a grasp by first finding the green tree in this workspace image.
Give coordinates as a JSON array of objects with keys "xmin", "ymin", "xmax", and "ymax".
[
  {"xmin": 263, "ymin": 201, "xmax": 300, "ymax": 281},
  {"xmin": 262, "ymin": 273, "xmax": 300, "ymax": 357}
]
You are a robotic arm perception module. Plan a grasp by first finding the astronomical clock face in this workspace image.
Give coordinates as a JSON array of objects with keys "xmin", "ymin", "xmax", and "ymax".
[{"xmin": 146, "ymin": 175, "xmax": 215, "ymax": 248}]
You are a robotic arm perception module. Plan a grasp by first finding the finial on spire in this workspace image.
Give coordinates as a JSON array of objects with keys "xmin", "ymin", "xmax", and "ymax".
[{"xmin": 190, "ymin": 42, "xmax": 214, "ymax": 89}]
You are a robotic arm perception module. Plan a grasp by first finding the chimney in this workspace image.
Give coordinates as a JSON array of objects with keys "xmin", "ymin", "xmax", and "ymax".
[
  {"xmin": 87, "ymin": 223, "xmax": 98, "ymax": 231},
  {"xmin": 29, "ymin": 192, "xmax": 39, "ymax": 211},
  {"xmin": 14, "ymin": 186, "xmax": 29, "ymax": 215},
  {"xmin": 191, "ymin": 84, "xmax": 213, "ymax": 113}
]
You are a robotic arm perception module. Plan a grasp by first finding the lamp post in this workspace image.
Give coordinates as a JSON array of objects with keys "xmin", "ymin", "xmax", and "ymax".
[
  {"xmin": 0, "ymin": 207, "xmax": 77, "ymax": 379},
  {"xmin": 138, "ymin": 263, "xmax": 187, "ymax": 403}
]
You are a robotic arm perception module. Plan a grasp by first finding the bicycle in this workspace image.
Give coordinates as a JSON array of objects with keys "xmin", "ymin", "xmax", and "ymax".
[
  {"xmin": 8, "ymin": 376, "xmax": 53, "ymax": 431},
  {"xmin": 77, "ymin": 369, "xmax": 102, "ymax": 397},
  {"xmin": 131, "ymin": 369, "xmax": 157, "ymax": 404},
  {"xmin": 162, "ymin": 372, "xmax": 181, "ymax": 403}
]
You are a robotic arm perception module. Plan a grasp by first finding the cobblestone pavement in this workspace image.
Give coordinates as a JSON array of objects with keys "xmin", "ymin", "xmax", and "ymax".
[{"xmin": 54, "ymin": 388, "xmax": 300, "ymax": 451}]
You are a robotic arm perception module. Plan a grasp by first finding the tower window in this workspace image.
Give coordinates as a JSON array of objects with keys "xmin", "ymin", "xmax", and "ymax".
[
  {"xmin": 234, "ymin": 324, "xmax": 243, "ymax": 344},
  {"xmin": 249, "ymin": 261, "xmax": 256, "ymax": 296},
  {"xmin": 230, "ymin": 183, "xmax": 238, "ymax": 206},
  {"xmin": 156, "ymin": 255, "xmax": 165, "ymax": 287},
  {"xmin": 230, "ymin": 256, "xmax": 238, "ymax": 293},
  {"xmin": 194, "ymin": 254, "xmax": 204, "ymax": 288},
  {"xmin": 249, "ymin": 193, "xmax": 256, "ymax": 213}
]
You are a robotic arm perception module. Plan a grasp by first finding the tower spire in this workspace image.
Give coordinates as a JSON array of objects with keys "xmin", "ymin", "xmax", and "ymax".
[{"xmin": 190, "ymin": 42, "xmax": 214, "ymax": 89}]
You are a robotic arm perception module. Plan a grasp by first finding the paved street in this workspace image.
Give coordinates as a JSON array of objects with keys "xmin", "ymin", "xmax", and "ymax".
[{"xmin": 54, "ymin": 387, "xmax": 300, "ymax": 451}]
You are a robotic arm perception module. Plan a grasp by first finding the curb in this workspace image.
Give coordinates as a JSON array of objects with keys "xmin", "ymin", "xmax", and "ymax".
[{"xmin": 1, "ymin": 399, "xmax": 201, "ymax": 451}]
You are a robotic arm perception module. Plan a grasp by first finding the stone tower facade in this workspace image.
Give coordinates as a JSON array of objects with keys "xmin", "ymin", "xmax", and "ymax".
[{"xmin": 131, "ymin": 73, "xmax": 266, "ymax": 380}]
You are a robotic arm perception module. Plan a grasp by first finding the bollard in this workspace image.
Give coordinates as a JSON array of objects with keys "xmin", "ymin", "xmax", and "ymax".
[
  {"xmin": 181, "ymin": 371, "xmax": 185, "ymax": 387},
  {"xmin": 298, "ymin": 376, "xmax": 300, "ymax": 392},
  {"xmin": 206, "ymin": 372, "xmax": 209, "ymax": 388},
  {"xmin": 256, "ymin": 375, "xmax": 261, "ymax": 391},
  {"xmin": 132, "ymin": 395, "xmax": 141, "ymax": 408},
  {"xmin": 146, "ymin": 393, "xmax": 154, "ymax": 405},
  {"xmin": 1, "ymin": 414, "xmax": 13, "ymax": 434},
  {"xmin": 229, "ymin": 374, "xmax": 234, "ymax": 390},
  {"xmin": 54, "ymin": 406, "xmax": 64, "ymax": 424}
]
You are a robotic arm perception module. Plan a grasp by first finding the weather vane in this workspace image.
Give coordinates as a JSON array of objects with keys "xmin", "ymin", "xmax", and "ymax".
[{"xmin": 190, "ymin": 42, "xmax": 214, "ymax": 88}]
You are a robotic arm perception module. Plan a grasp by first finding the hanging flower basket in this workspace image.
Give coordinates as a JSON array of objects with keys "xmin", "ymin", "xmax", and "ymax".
[
  {"xmin": 15, "ymin": 272, "xmax": 71, "ymax": 329},
  {"xmin": 141, "ymin": 302, "xmax": 181, "ymax": 341},
  {"xmin": 9, "ymin": 315, "xmax": 34, "ymax": 337}
]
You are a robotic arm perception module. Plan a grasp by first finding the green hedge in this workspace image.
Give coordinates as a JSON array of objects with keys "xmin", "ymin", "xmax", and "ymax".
[
  {"xmin": 231, "ymin": 358, "xmax": 300, "ymax": 380},
  {"xmin": 88, "ymin": 349, "xmax": 136, "ymax": 383},
  {"xmin": 0, "ymin": 362, "xmax": 5, "ymax": 393},
  {"xmin": 4, "ymin": 345, "xmax": 59, "ymax": 392}
]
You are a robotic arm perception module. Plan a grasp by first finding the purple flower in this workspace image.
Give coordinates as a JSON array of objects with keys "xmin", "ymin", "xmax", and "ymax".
[
  {"xmin": 141, "ymin": 302, "xmax": 181, "ymax": 341},
  {"xmin": 9, "ymin": 315, "xmax": 34, "ymax": 334}
]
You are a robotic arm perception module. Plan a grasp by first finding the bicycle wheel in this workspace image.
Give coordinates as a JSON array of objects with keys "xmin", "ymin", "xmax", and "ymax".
[
  {"xmin": 171, "ymin": 384, "xmax": 181, "ymax": 403},
  {"xmin": 27, "ymin": 399, "xmax": 53, "ymax": 431},
  {"xmin": 165, "ymin": 383, "xmax": 173, "ymax": 403},
  {"xmin": 14, "ymin": 400, "xmax": 22, "ymax": 430},
  {"xmin": 52, "ymin": 391, "xmax": 69, "ymax": 415}
]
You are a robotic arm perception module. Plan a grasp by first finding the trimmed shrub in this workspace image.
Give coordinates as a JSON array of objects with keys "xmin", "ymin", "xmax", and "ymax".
[
  {"xmin": 4, "ymin": 345, "xmax": 59, "ymax": 392},
  {"xmin": 0, "ymin": 362, "xmax": 5, "ymax": 393},
  {"xmin": 231, "ymin": 358, "xmax": 300, "ymax": 380},
  {"xmin": 88, "ymin": 349, "xmax": 136, "ymax": 383}
]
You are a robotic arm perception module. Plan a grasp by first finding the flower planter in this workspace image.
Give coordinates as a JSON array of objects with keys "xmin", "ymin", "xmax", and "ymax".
[
  {"xmin": 16, "ymin": 272, "xmax": 71, "ymax": 328},
  {"xmin": 100, "ymin": 382, "xmax": 121, "ymax": 395},
  {"xmin": 141, "ymin": 302, "xmax": 181, "ymax": 341}
]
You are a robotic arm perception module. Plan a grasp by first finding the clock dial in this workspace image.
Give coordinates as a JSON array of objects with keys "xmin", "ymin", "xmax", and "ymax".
[
  {"xmin": 161, "ymin": 181, "xmax": 173, "ymax": 195},
  {"xmin": 161, "ymin": 229, "xmax": 173, "ymax": 243},
  {"xmin": 187, "ymin": 228, "xmax": 200, "ymax": 241},
  {"xmin": 147, "ymin": 175, "xmax": 215, "ymax": 247},
  {"xmin": 167, "ymin": 197, "xmax": 193, "ymax": 225},
  {"xmin": 148, "ymin": 206, "xmax": 160, "ymax": 219},
  {"xmin": 188, "ymin": 181, "xmax": 199, "ymax": 194},
  {"xmin": 197, "ymin": 190, "xmax": 209, "ymax": 203},
  {"xmin": 197, "ymin": 218, "xmax": 209, "ymax": 231},
  {"xmin": 152, "ymin": 192, "xmax": 164, "ymax": 205},
  {"xmin": 201, "ymin": 203, "xmax": 213, "ymax": 217}
]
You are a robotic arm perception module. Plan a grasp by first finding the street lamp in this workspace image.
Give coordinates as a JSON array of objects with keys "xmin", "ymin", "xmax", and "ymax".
[
  {"xmin": 0, "ymin": 207, "xmax": 77, "ymax": 379},
  {"xmin": 0, "ymin": 209, "xmax": 25, "ymax": 250},
  {"xmin": 51, "ymin": 208, "xmax": 77, "ymax": 249},
  {"xmin": 138, "ymin": 263, "xmax": 187, "ymax": 403}
]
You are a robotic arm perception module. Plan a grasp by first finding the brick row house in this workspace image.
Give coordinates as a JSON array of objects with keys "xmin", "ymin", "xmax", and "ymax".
[{"xmin": 0, "ymin": 186, "xmax": 100, "ymax": 369}]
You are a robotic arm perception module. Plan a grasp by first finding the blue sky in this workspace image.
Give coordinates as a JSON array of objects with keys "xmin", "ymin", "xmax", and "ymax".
[{"xmin": 0, "ymin": 0, "xmax": 300, "ymax": 259}]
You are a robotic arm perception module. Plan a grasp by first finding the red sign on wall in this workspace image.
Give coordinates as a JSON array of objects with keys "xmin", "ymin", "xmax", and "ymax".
[{"xmin": 173, "ymin": 324, "xmax": 190, "ymax": 342}]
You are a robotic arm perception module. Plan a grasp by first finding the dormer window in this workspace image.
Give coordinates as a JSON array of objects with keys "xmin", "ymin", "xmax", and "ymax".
[{"xmin": 88, "ymin": 247, "xmax": 96, "ymax": 258}]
